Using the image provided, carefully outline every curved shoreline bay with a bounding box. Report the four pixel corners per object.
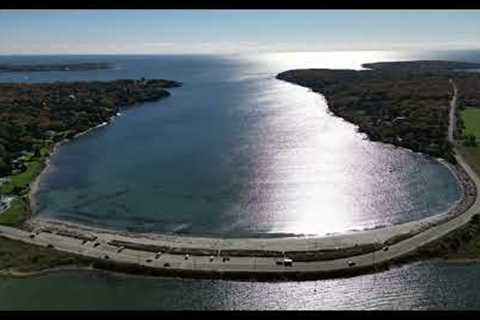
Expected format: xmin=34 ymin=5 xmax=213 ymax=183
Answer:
xmin=28 ymin=54 xmax=465 ymax=237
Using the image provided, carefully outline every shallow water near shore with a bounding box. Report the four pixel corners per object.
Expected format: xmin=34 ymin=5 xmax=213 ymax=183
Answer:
xmin=1 ymin=51 xmax=467 ymax=237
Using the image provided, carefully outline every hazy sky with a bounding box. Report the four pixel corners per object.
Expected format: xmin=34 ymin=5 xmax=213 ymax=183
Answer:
xmin=0 ymin=10 xmax=479 ymax=54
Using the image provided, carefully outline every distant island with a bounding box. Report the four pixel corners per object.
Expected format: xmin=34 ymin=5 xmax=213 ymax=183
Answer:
xmin=277 ymin=60 xmax=480 ymax=162
xmin=0 ymin=62 xmax=112 ymax=73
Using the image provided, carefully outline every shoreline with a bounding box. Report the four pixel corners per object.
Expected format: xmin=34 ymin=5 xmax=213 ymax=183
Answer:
xmin=27 ymin=118 xmax=116 ymax=217
xmin=25 ymin=149 xmax=475 ymax=248
xmin=26 ymin=104 xmax=467 ymax=241
xmin=8 ymin=145 xmax=475 ymax=282
xmin=2 ymin=76 xmax=479 ymax=282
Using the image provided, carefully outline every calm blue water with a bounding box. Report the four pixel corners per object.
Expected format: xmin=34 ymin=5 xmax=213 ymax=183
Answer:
xmin=2 ymin=51 xmax=480 ymax=310
xmin=0 ymin=51 xmax=467 ymax=237
xmin=1 ymin=262 xmax=480 ymax=310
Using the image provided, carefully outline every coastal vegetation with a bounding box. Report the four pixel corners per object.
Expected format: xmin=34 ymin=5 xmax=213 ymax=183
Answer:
xmin=362 ymin=60 xmax=480 ymax=73
xmin=0 ymin=236 xmax=91 ymax=273
xmin=457 ymin=108 xmax=480 ymax=178
xmin=400 ymin=214 xmax=480 ymax=261
xmin=460 ymin=108 xmax=480 ymax=141
xmin=276 ymin=61 xmax=480 ymax=265
xmin=0 ymin=78 xmax=181 ymax=227
xmin=277 ymin=60 xmax=480 ymax=163
xmin=0 ymin=78 xmax=180 ymax=178
xmin=0 ymin=198 xmax=28 ymax=227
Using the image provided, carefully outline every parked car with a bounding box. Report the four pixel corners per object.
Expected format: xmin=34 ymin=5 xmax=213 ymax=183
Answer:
xmin=283 ymin=258 xmax=293 ymax=267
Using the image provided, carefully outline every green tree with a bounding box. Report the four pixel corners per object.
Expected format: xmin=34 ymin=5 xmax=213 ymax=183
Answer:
xmin=0 ymin=158 xmax=9 ymax=176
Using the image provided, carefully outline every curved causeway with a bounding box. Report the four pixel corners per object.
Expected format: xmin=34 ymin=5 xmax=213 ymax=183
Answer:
xmin=0 ymin=80 xmax=478 ymax=281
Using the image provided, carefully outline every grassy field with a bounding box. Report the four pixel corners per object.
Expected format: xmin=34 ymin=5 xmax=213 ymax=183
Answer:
xmin=459 ymin=107 xmax=480 ymax=178
xmin=461 ymin=108 xmax=480 ymax=139
xmin=0 ymin=158 xmax=45 ymax=228
xmin=0 ymin=160 xmax=44 ymax=194
xmin=0 ymin=197 xmax=28 ymax=227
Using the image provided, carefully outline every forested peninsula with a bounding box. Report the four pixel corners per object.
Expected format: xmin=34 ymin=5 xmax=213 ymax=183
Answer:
xmin=277 ymin=60 xmax=480 ymax=162
xmin=0 ymin=78 xmax=180 ymax=177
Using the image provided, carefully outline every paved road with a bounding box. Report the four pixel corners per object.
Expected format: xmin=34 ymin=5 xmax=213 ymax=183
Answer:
xmin=0 ymin=80 xmax=478 ymax=278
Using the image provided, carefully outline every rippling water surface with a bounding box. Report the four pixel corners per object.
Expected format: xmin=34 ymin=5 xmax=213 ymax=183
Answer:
xmin=0 ymin=51 xmax=466 ymax=236
xmin=1 ymin=262 xmax=480 ymax=310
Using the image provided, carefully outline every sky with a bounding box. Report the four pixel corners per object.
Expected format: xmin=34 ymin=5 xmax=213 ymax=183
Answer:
xmin=0 ymin=10 xmax=479 ymax=54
